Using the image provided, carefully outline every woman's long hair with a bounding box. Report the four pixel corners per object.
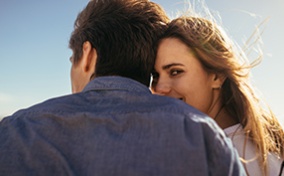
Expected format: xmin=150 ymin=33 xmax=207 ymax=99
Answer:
xmin=161 ymin=15 xmax=284 ymax=175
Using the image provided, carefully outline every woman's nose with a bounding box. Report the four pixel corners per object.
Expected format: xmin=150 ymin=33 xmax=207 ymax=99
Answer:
xmin=152 ymin=81 xmax=171 ymax=95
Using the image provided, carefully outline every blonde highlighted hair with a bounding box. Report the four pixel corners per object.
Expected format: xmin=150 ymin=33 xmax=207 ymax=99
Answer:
xmin=161 ymin=3 xmax=284 ymax=175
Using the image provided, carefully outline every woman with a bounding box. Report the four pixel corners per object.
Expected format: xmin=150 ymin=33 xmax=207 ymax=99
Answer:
xmin=151 ymin=16 xmax=284 ymax=175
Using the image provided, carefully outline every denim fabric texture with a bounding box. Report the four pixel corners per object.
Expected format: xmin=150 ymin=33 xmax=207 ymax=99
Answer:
xmin=0 ymin=76 xmax=246 ymax=176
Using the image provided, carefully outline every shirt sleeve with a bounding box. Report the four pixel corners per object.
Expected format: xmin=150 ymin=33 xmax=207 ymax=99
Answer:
xmin=193 ymin=117 xmax=246 ymax=176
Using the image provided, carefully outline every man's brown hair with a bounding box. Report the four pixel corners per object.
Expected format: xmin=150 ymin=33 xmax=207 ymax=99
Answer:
xmin=69 ymin=0 xmax=169 ymax=86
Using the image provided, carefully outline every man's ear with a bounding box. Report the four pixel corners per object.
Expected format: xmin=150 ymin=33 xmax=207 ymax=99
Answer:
xmin=80 ymin=41 xmax=97 ymax=77
xmin=211 ymin=73 xmax=226 ymax=89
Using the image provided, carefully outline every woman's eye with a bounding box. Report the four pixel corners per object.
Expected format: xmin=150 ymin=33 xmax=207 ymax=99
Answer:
xmin=170 ymin=70 xmax=183 ymax=76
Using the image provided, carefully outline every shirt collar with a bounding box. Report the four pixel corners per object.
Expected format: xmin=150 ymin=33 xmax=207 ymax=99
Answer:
xmin=82 ymin=76 xmax=151 ymax=94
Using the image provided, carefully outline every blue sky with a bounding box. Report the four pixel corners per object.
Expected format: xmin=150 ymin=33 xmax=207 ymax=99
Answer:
xmin=0 ymin=0 xmax=284 ymax=125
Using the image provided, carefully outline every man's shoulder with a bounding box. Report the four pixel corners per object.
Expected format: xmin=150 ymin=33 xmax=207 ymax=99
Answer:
xmin=145 ymin=94 xmax=218 ymax=128
xmin=148 ymin=94 xmax=206 ymax=117
xmin=151 ymin=95 xmax=223 ymax=131
xmin=1 ymin=91 xmax=216 ymax=135
xmin=3 ymin=93 xmax=78 ymax=122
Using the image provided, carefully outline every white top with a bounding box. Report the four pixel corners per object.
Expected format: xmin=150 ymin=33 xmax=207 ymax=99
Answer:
xmin=224 ymin=123 xmax=283 ymax=176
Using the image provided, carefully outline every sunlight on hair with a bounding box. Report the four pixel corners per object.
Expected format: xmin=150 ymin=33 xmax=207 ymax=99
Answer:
xmin=170 ymin=0 xmax=269 ymax=71
xmin=162 ymin=1 xmax=284 ymax=175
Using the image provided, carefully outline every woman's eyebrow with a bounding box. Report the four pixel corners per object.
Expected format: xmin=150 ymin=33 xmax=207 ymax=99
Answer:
xmin=162 ymin=63 xmax=184 ymax=70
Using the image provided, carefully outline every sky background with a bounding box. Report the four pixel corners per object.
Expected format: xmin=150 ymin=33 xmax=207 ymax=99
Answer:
xmin=0 ymin=0 xmax=284 ymax=125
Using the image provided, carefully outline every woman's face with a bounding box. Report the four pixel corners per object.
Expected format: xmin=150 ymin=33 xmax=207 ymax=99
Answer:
xmin=151 ymin=38 xmax=219 ymax=115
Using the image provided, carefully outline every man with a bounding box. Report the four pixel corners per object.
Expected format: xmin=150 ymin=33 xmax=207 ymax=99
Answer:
xmin=0 ymin=0 xmax=246 ymax=175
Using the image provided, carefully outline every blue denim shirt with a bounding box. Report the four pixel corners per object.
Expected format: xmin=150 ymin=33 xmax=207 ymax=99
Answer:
xmin=0 ymin=76 xmax=246 ymax=176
